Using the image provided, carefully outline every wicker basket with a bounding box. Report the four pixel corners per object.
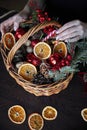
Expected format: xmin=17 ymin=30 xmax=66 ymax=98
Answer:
xmin=0 ymin=20 xmax=73 ymax=96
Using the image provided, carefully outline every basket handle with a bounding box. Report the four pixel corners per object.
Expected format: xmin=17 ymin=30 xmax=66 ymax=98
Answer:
xmin=7 ymin=20 xmax=61 ymax=69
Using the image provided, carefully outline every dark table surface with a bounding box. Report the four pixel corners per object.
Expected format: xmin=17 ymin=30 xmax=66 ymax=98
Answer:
xmin=0 ymin=53 xmax=87 ymax=130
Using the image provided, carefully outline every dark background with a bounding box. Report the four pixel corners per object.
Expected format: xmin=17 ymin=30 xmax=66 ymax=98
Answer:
xmin=0 ymin=0 xmax=27 ymax=11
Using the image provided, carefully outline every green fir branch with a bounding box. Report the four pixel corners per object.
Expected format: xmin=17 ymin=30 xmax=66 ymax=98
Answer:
xmin=48 ymin=66 xmax=78 ymax=82
xmin=75 ymin=39 xmax=87 ymax=49
xmin=59 ymin=66 xmax=79 ymax=73
xmin=48 ymin=70 xmax=66 ymax=82
xmin=71 ymin=48 xmax=87 ymax=67
xmin=66 ymin=42 xmax=76 ymax=57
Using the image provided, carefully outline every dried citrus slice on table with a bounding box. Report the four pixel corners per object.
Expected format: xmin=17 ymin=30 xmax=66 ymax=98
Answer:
xmin=3 ymin=32 xmax=15 ymax=50
xmin=33 ymin=42 xmax=51 ymax=59
xmin=42 ymin=106 xmax=57 ymax=120
xmin=18 ymin=63 xmax=37 ymax=81
xmin=53 ymin=41 xmax=67 ymax=58
xmin=8 ymin=105 xmax=26 ymax=124
xmin=28 ymin=113 xmax=44 ymax=130
xmin=81 ymin=108 xmax=87 ymax=122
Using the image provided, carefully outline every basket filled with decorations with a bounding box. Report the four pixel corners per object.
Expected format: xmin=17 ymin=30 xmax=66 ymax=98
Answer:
xmin=0 ymin=10 xmax=87 ymax=96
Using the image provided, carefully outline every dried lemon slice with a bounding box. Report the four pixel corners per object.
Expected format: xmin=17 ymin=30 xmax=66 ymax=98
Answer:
xmin=53 ymin=41 xmax=67 ymax=58
xmin=18 ymin=63 xmax=37 ymax=81
xmin=28 ymin=113 xmax=44 ymax=130
xmin=33 ymin=42 xmax=51 ymax=59
xmin=3 ymin=32 xmax=15 ymax=50
xmin=81 ymin=108 xmax=87 ymax=122
xmin=42 ymin=106 xmax=57 ymax=120
xmin=8 ymin=105 xmax=26 ymax=124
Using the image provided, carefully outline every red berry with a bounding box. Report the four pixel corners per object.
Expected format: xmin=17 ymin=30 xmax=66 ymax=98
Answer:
xmin=36 ymin=9 xmax=42 ymax=13
xmin=26 ymin=53 xmax=33 ymax=62
xmin=61 ymin=62 xmax=65 ymax=66
xmin=32 ymin=59 xmax=41 ymax=66
xmin=37 ymin=14 xmax=41 ymax=18
xmin=65 ymin=60 xmax=70 ymax=66
xmin=44 ymin=12 xmax=48 ymax=16
xmin=26 ymin=53 xmax=41 ymax=66
xmin=15 ymin=28 xmax=26 ymax=40
xmin=47 ymin=18 xmax=51 ymax=21
xmin=51 ymin=59 xmax=57 ymax=65
xmin=31 ymin=39 xmax=40 ymax=47
xmin=39 ymin=17 xmax=45 ymax=23
xmin=67 ymin=54 xmax=72 ymax=61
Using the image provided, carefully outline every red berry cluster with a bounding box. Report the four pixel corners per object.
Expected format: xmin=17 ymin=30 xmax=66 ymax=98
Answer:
xmin=43 ymin=26 xmax=55 ymax=35
xmin=29 ymin=9 xmax=55 ymax=36
xmin=15 ymin=28 xmax=26 ymax=40
xmin=35 ymin=9 xmax=51 ymax=23
xmin=31 ymin=39 xmax=40 ymax=47
xmin=35 ymin=10 xmax=55 ymax=35
xmin=26 ymin=53 xmax=41 ymax=67
xmin=48 ymin=53 xmax=72 ymax=71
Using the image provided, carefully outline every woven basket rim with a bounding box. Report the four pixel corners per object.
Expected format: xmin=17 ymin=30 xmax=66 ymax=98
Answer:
xmin=0 ymin=20 xmax=73 ymax=96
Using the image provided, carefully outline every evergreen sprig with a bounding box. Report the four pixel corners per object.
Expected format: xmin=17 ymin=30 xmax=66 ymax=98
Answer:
xmin=60 ymin=66 xmax=79 ymax=73
xmin=48 ymin=70 xmax=66 ymax=82
xmin=67 ymin=42 xmax=76 ymax=57
xmin=75 ymin=39 xmax=87 ymax=49
xmin=66 ymin=39 xmax=87 ymax=69
xmin=48 ymin=66 xmax=78 ymax=82
xmin=71 ymin=47 xmax=87 ymax=67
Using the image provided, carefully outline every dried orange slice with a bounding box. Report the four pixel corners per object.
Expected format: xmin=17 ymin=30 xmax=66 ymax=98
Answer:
xmin=8 ymin=105 xmax=26 ymax=124
xmin=81 ymin=108 xmax=87 ymax=122
xmin=53 ymin=41 xmax=67 ymax=58
xmin=42 ymin=106 xmax=57 ymax=120
xmin=28 ymin=113 xmax=44 ymax=130
xmin=18 ymin=63 xmax=37 ymax=81
xmin=3 ymin=32 xmax=15 ymax=50
xmin=33 ymin=42 xmax=51 ymax=59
